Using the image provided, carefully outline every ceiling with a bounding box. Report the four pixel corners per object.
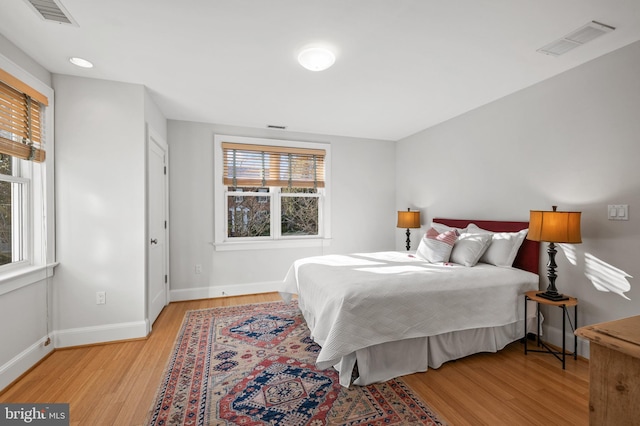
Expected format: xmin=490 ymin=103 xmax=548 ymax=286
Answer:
xmin=2 ymin=1 xmax=640 ymax=141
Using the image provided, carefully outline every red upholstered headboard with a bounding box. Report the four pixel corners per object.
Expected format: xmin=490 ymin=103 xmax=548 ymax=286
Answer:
xmin=433 ymin=218 xmax=540 ymax=275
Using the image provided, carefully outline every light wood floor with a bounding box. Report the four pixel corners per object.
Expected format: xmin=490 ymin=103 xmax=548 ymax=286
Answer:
xmin=0 ymin=293 xmax=589 ymax=425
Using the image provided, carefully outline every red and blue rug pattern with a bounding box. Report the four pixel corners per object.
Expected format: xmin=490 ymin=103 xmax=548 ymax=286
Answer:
xmin=147 ymin=301 xmax=447 ymax=425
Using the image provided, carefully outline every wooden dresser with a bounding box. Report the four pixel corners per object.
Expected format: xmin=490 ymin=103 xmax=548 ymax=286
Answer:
xmin=575 ymin=315 xmax=640 ymax=425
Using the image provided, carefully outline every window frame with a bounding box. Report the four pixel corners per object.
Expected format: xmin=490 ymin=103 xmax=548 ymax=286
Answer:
xmin=214 ymin=134 xmax=331 ymax=251
xmin=0 ymin=164 xmax=31 ymax=269
xmin=0 ymin=55 xmax=55 ymax=294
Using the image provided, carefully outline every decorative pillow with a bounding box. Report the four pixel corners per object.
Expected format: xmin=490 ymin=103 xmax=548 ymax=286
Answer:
xmin=431 ymin=222 xmax=467 ymax=235
xmin=449 ymin=233 xmax=492 ymax=267
xmin=467 ymin=224 xmax=528 ymax=267
xmin=416 ymin=227 xmax=458 ymax=263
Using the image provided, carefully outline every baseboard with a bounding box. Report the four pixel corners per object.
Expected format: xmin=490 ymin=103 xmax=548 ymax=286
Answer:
xmin=0 ymin=336 xmax=53 ymax=392
xmin=170 ymin=281 xmax=281 ymax=302
xmin=544 ymin=323 xmax=590 ymax=359
xmin=54 ymin=320 xmax=148 ymax=348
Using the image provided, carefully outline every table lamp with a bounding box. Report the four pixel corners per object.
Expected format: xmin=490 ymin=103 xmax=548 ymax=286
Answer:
xmin=397 ymin=208 xmax=421 ymax=251
xmin=527 ymin=206 xmax=582 ymax=301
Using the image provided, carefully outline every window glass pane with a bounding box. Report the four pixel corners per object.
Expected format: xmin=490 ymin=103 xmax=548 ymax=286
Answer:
xmin=225 ymin=151 xmax=266 ymax=183
xmin=0 ymin=154 xmax=13 ymax=175
xmin=227 ymin=191 xmax=271 ymax=237
xmin=278 ymin=154 xmax=319 ymax=185
xmin=281 ymin=195 xmax=319 ymax=236
xmin=281 ymin=187 xmax=317 ymax=194
xmin=0 ymin=180 xmax=14 ymax=265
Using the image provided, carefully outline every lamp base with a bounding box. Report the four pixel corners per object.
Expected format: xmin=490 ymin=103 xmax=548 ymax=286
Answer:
xmin=405 ymin=228 xmax=411 ymax=251
xmin=537 ymin=291 xmax=569 ymax=302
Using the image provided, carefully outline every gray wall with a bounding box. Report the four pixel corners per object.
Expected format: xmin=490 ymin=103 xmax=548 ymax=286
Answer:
xmin=0 ymin=33 xmax=50 ymax=86
xmin=396 ymin=41 xmax=640 ymax=355
xmin=52 ymin=75 xmax=164 ymax=346
xmin=167 ymin=121 xmax=396 ymax=298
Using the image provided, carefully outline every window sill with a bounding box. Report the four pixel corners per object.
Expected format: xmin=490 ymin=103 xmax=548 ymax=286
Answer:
xmin=214 ymin=239 xmax=332 ymax=252
xmin=0 ymin=262 xmax=59 ymax=296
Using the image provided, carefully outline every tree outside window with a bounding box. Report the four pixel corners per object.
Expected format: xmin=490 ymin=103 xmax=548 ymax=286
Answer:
xmin=0 ymin=154 xmax=12 ymax=264
xmin=215 ymin=135 xmax=330 ymax=247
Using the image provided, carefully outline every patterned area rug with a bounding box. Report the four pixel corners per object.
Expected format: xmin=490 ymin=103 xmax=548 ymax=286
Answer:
xmin=147 ymin=301 xmax=447 ymax=425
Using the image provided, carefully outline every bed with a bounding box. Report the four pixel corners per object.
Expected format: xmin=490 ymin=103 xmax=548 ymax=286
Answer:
xmin=280 ymin=218 xmax=540 ymax=386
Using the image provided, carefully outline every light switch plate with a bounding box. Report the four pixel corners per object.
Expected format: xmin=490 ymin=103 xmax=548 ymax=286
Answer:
xmin=608 ymin=204 xmax=628 ymax=220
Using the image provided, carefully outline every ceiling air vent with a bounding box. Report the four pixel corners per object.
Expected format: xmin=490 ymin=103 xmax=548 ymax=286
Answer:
xmin=24 ymin=0 xmax=77 ymax=25
xmin=537 ymin=21 xmax=615 ymax=56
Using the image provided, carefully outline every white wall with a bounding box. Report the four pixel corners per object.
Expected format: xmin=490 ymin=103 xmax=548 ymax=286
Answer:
xmin=0 ymin=34 xmax=50 ymax=86
xmin=396 ymin=41 xmax=640 ymax=356
xmin=52 ymin=75 xmax=150 ymax=346
xmin=145 ymin=89 xmax=167 ymax=138
xmin=168 ymin=121 xmax=396 ymax=299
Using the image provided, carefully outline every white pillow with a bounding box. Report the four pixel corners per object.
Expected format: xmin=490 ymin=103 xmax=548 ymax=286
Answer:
xmin=467 ymin=224 xmax=528 ymax=267
xmin=416 ymin=228 xmax=458 ymax=263
xmin=449 ymin=233 xmax=492 ymax=267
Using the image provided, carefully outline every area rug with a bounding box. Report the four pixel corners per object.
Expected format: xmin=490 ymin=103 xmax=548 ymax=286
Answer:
xmin=147 ymin=300 xmax=447 ymax=425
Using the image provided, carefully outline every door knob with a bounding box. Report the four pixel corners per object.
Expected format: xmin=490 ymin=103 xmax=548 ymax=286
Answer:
xmin=150 ymin=238 xmax=158 ymax=245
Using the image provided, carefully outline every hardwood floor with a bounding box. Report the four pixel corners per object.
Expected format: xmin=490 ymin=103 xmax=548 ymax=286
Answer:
xmin=0 ymin=293 xmax=589 ymax=425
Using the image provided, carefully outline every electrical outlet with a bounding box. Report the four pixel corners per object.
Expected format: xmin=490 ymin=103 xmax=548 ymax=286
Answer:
xmin=96 ymin=291 xmax=106 ymax=305
xmin=195 ymin=264 xmax=202 ymax=274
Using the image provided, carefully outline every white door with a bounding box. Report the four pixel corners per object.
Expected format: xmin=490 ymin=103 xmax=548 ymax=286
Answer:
xmin=147 ymin=129 xmax=169 ymax=328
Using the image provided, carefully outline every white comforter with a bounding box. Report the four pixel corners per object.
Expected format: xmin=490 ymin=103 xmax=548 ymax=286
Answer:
xmin=281 ymin=251 xmax=539 ymax=371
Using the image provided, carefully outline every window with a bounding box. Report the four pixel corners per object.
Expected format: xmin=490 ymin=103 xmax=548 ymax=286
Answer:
xmin=0 ymin=155 xmax=29 ymax=266
xmin=0 ymin=66 xmax=51 ymax=275
xmin=214 ymin=135 xmax=331 ymax=250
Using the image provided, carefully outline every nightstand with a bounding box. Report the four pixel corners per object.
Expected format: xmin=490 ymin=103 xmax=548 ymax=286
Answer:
xmin=524 ymin=290 xmax=578 ymax=369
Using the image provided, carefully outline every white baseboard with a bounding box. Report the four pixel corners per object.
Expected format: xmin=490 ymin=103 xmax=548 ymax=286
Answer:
xmin=54 ymin=320 xmax=148 ymax=348
xmin=0 ymin=336 xmax=53 ymax=392
xmin=544 ymin=323 xmax=590 ymax=359
xmin=170 ymin=281 xmax=281 ymax=302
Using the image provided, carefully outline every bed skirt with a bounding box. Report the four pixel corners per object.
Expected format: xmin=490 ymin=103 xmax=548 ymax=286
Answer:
xmin=333 ymin=310 xmax=540 ymax=387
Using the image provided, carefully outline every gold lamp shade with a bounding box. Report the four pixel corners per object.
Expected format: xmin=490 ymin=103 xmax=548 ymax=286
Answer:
xmin=527 ymin=206 xmax=582 ymax=301
xmin=397 ymin=209 xmax=420 ymax=251
xmin=397 ymin=210 xmax=421 ymax=229
xmin=527 ymin=209 xmax=582 ymax=243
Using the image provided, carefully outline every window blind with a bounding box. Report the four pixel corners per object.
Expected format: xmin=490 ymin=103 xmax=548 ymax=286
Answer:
xmin=0 ymin=68 xmax=48 ymax=163
xmin=222 ymin=142 xmax=325 ymax=188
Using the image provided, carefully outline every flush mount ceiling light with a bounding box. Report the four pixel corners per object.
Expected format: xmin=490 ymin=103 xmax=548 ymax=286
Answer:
xmin=69 ymin=57 xmax=94 ymax=68
xmin=297 ymin=47 xmax=336 ymax=71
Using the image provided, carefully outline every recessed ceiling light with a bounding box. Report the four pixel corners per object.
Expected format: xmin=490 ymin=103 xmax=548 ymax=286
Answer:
xmin=69 ymin=57 xmax=94 ymax=68
xmin=297 ymin=47 xmax=336 ymax=72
